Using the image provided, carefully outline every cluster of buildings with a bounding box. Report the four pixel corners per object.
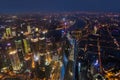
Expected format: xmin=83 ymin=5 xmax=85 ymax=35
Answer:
xmin=0 ymin=12 xmax=120 ymax=80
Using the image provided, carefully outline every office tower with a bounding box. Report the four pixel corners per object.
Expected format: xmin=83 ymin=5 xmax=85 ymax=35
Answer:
xmin=23 ymin=38 xmax=31 ymax=54
xmin=15 ymin=32 xmax=26 ymax=62
xmin=30 ymin=37 xmax=39 ymax=54
xmin=6 ymin=27 xmax=12 ymax=37
xmin=30 ymin=33 xmax=40 ymax=66
xmin=27 ymin=25 xmax=31 ymax=34
xmin=30 ymin=31 xmax=39 ymax=55
xmin=15 ymin=39 xmax=23 ymax=51
xmin=94 ymin=26 xmax=98 ymax=34
xmin=6 ymin=42 xmax=21 ymax=71
xmin=3 ymin=33 xmax=7 ymax=39
xmin=15 ymin=39 xmax=24 ymax=62
xmin=11 ymin=27 xmax=16 ymax=37
xmin=9 ymin=50 xmax=21 ymax=71
xmin=12 ymin=31 xmax=16 ymax=37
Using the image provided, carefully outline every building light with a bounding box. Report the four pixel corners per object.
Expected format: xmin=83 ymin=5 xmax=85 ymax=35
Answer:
xmin=9 ymin=50 xmax=17 ymax=55
xmin=21 ymin=31 xmax=24 ymax=34
xmin=7 ymin=43 xmax=11 ymax=46
xmin=94 ymin=59 xmax=99 ymax=66
xmin=39 ymin=37 xmax=45 ymax=40
xmin=34 ymin=54 xmax=39 ymax=62
xmin=35 ymin=28 xmax=39 ymax=32
xmin=31 ymin=38 xmax=39 ymax=42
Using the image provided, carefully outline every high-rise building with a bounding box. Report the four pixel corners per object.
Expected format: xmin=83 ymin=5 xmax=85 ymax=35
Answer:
xmin=3 ymin=33 xmax=7 ymax=39
xmin=27 ymin=25 xmax=31 ymax=34
xmin=11 ymin=27 xmax=16 ymax=37
xmin=15 ymin=39 xmax=23 ymax=51
xmin=94 ymin=26 xmax=98 ymax=34
xmin=30 ymin=30 xmax=40 ymax=55
xmin=9 ymin=50 xmax=21 ymax=71
xmin=30 ymin=34 xmax=40 ymax=66
xmin=12 ymin=31 xmax=16 ymax=37
xmin=6 ymin=27 xmax=12 ymax=37
xmin=30 ymin=37 xmax=39 ymax=55
xmin=23 ymin=38 xmax=31 ymax=54
xmin=15 ymin=39 xmax=24 ymax=62
xmin=15 ymin=32 xmax=26 ymax=62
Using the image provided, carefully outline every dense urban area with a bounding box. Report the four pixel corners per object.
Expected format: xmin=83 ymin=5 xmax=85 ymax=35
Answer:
xmin=0 ymin=12 xmax=120 ymax=80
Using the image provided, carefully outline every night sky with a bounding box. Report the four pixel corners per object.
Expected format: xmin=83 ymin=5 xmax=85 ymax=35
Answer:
xmin=0 ymin=0 xmax=120 ymax=13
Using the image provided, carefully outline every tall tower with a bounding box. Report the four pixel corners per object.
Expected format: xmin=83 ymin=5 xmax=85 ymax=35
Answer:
xmin=30 ymin=31 xmax=40 ymax=65
xmin=15 ymin=32 xmax=26 ymax=62
xmin=30 ymin=29 xmax=39 ymax=55
xmin=6 ymin=27 xmax=12 ymax=37
xmin=9 ymin=50 xmax=21 ymax=71
xmin=23 ymin=38 xmax=31 ymax=54
xmin=30 ymin=36 xmax=39 ymax=55
xmin=27 ymin=25 xmax=31 ymax=34
xmin=11 ymin=27 xmax=16 ymax=37
xmin=14 ymin=39 xmax=24 ymax=62
xmin=94 ymin=26 xmax=98 ymax=34
xmin=6 ymin=42 xmax=21 ymax=71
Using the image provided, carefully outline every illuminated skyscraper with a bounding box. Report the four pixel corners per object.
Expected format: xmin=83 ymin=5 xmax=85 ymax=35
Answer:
xmin=30 ymin=33 xmax=40 ymax=65
xmin=9 ymin=50 xmax=21 ymax=71
xmin=30 ymin=29 xmax=40 ymax=55
xmin=30 ymin=36 xmax=39 ymax=55
xmin=5 ymin=43 xmax=21 ymax=71
xmin=6 ymin=27 xmax=12 ymax=37
xmin=15 ymin=32 xmax=26 ymax=62
xmin=12 ymin=31 xmax=16 ymax=37
xmin=11 ymin=27 xmax=16 ymax=37
xmin=15 ymin=40 xmax=23 ymax=50
xmin=23 ymin=38 xmax=31 ymax=54
xmin=27 ymin=25 xmax=31 ymax=34
xmin=15 ymin=39 xmax=24 ymax=62
xmin=93 ymin=26 xmax=98 ymax=34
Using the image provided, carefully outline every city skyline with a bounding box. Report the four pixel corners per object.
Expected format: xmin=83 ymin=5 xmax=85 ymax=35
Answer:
xmin=0 ymin=0 xmax=120 ymax=13
xmin=0 ymin=8 xmax=120 ymax=80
